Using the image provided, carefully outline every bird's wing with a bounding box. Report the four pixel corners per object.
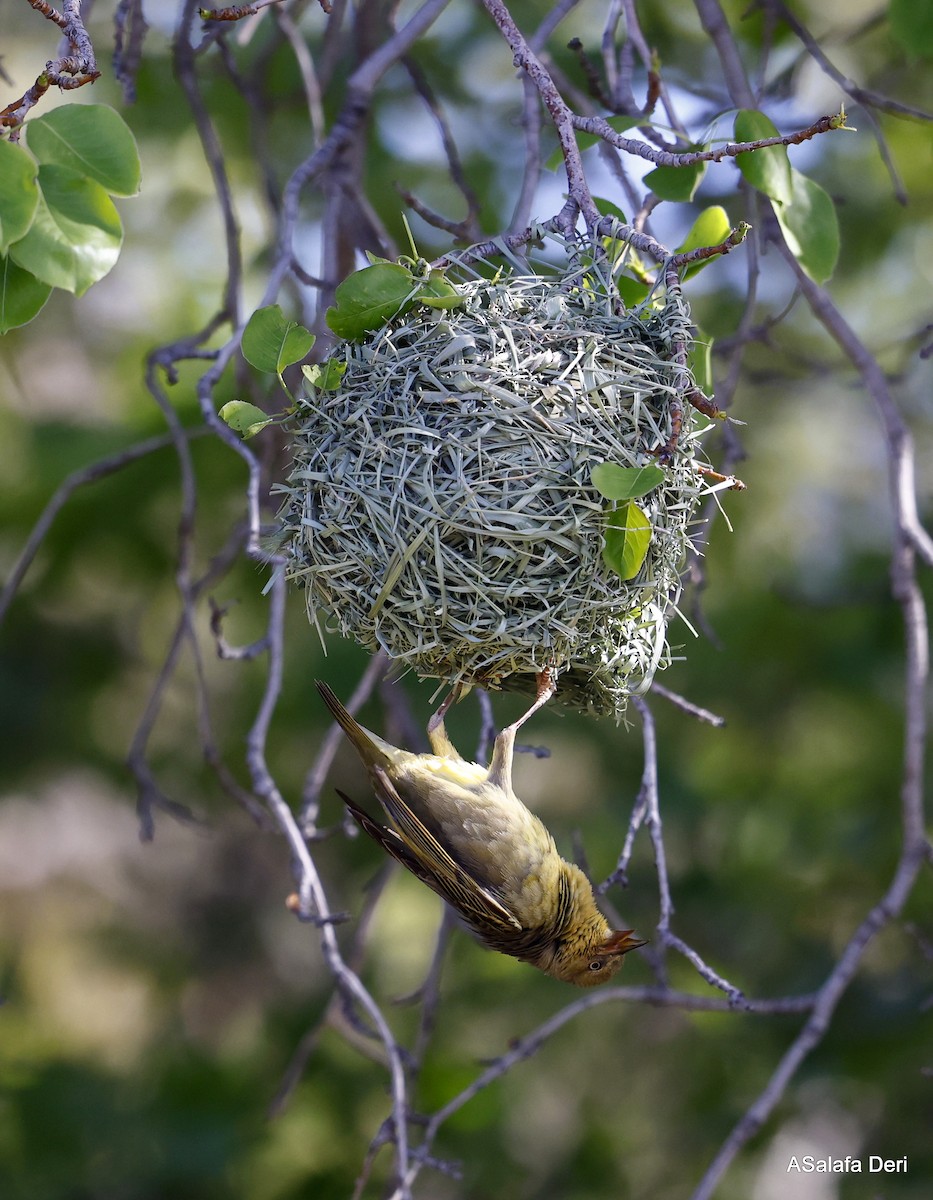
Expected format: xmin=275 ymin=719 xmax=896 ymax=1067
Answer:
xmin=341 ymin=768 xmax=523 ymax=934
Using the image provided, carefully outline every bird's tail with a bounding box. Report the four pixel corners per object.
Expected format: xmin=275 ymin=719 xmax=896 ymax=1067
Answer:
xmin=316 ymin=679 xmax=390 ymax=769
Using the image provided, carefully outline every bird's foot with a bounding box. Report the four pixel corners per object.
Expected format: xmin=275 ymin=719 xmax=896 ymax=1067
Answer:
xmin=511 ymin=666 xmax=557 ymax=733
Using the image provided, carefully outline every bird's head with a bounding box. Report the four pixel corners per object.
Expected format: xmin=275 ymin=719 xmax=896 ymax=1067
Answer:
xmin=539 ymin=924 xmax=647 ymax=988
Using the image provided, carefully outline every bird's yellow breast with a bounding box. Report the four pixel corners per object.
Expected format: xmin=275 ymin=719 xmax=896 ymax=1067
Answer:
xmin=419 ymin=754 xmax=489 ymax=788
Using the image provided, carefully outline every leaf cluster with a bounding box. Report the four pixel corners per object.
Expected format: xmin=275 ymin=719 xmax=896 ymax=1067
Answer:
xmin=0 ymin=105 xmax=140 ymax=333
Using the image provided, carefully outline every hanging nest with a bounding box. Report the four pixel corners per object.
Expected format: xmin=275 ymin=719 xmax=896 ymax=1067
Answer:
xmin=277 ymin=258 xmax=719 ymax=717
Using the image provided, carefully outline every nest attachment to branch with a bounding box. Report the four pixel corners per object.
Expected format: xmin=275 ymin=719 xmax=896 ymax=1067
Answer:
xmin=278 ymin=262 xmax=716 ymax=717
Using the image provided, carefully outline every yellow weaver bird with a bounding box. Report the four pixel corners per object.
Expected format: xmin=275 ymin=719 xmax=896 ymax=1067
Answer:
xmin=317 ymin=679 xmax=645 ymax=986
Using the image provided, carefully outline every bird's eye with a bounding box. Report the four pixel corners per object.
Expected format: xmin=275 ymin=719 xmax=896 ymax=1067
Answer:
xmin=588 ymin=959 xmax=604 ymax=971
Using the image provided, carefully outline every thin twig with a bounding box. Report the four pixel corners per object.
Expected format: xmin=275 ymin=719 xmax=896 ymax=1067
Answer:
xmin=0 ymin=429 xmax=204 ymax=627
xmin=689 ymin=846 xmax=927 ymax=1200
xmin=245 ymin=571 xmax=414 ymax=1196
xmin=301 ymin=651 xmax=389 ymax=835
xmin=393 ymin=980 xmax=817 ymax=1195
xmin=113 ymin=0 xmax=149 ymax=103
xmin=764 ymin=0 xmax=933 ymax=124
xmin=649 ymin=682 xmax=727 ymax=727
xmin=268 ymin=863 xmax=396 ymax=1118
xmin=2 ymin=0 xmax=100 ymax=134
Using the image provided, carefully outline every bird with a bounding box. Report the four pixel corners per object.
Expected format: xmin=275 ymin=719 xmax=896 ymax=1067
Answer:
xmin=316 ymin=676 xmax=645 ymax=986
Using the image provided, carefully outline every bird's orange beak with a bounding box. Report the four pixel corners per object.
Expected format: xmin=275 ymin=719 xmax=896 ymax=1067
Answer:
xmin=605 ymin=928 xmax=648 ymax=956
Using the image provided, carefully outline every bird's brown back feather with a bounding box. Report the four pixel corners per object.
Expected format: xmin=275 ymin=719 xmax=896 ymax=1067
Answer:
xmin=341 ymin=766 xmax=522 ymax=935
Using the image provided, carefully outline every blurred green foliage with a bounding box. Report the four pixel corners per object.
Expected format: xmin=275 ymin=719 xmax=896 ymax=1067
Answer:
xmin=1 ymin=2 xmax=932 ymax=1199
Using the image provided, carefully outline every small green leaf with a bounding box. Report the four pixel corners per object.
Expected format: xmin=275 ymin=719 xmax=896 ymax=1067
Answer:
xmin=644 ymin=151 xmax=707 ymax=202
xmin=0 ymin=142 xmax=40 ymax=254
xmin=591 ymin=463 xmax=665 ymax=501
xmin=219 ymin=400 xmax=274 ymax=439
xmin=0 ymin=254 xmax=52 ymax=333
xmin=418 ymin=269 xmax=464 ymax=310
xmin=774 ymin=168 xmax=840 ymax=284
xmin=325 ymin=262 xmax=417 ymax=340
xmin=602 ymin=501 xmax=653 ymax=581
xmin=889 ymin=0 xmax=933 ymax=59
xmin=279 ymin=325 xmax=314 ymax=369
xmin=241 ymin=304 xmax=315 ymax=373
xmin=593 ymin=196 xmax=628 ymax=225
xmin=676 ymin=205 xmax=733 ymax=279
xmin=615 ymin=275 xmax=650 ymax=307
xmin=8 ymin=164 xmax=122 ymax=295
xmin=302 ymin=359 xmax=347 ymax=391
xmin=734 ymin=110 xmax=792 ymax=206
xmin=677 ymin=206 xmax=731 ymax=254
xmin=26 ymin=104 xmax=141 ymax=197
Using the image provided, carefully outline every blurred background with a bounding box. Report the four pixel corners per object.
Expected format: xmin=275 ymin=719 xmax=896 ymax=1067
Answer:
xmin=1 ymin=1 xmax=931 ymax=1198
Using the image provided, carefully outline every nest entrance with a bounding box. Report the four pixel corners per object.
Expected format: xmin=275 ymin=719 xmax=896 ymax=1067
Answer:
xmin=278 ymin=267 xmax=713 ymax=716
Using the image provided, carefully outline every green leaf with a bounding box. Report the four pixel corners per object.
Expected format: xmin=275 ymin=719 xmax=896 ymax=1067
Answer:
xmin=602 ymin=501 xmax=653 ymax=581
xmin=591 ymin=463 xmax=665 ymax=501
xmin=546 ymin=115 xmax=641 ymax=171
xmin=644 ymin=151 xmax=707 ymax=202
xmin=418 ymin=269 xmax=465 ymax=311
xmin=278 ymin=324 xmax=314 ymax=369
xmin=616 ymin=275 xmax=650 ymax=307
xmin=302 ymin=360 xmax=347 ymax=391
xmin=325 ymin=262 xmax=417 ymax=340
xmin=241 ymin=305 xmax=315 ymax=373
xmin=734 ymin=110 xmax=792 ymax=206
xmin=774 ymin=168 xmax=840 ymax=284
xmin=889 ymin=0 xmax=933 ymax=59
xmin=688 ymin=336 xmax=714 ymax=398
xmin=0 ymin=254 xmax=52 ymax=333
xmin=26 ymin=104 xmax=141 ymax=197
xmin=676 ymin=205 xmax=732 ymax=279
xmin=677 ymin=206 xmax=731 ymax=254
xmin=9 ymin=164 xmax=122 ymax=295
xmin=0 ymin=141 xmax=40 ymax=253
xmin=219 ymin=400 xmax=274 ymax=439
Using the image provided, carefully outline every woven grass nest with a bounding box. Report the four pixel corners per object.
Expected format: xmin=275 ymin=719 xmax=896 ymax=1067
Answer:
xmin=278 ymin=262 xmax=717 ymax=717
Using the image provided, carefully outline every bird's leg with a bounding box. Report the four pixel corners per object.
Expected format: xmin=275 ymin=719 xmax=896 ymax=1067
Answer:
xmin=511 ymin=667 xmax=557 ymax=733
xmin=486 ymin=668 xmax=556 ymax=792
xmin=427 ymin=681 xmax=463 ymax=737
